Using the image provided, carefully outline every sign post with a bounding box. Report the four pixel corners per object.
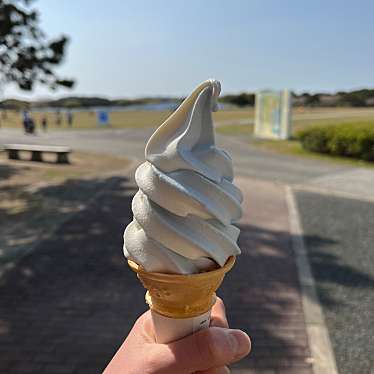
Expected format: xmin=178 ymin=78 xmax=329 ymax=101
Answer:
xmin=254 ymin=90 xmax=292 ymax=140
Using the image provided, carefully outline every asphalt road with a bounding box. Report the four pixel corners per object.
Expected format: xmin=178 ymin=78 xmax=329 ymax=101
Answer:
xmin=295 ymin=191 xmax=374 ymax=374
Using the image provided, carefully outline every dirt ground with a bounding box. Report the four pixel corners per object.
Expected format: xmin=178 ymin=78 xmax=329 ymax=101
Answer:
xmin=0 ymin=151 xmax=132 ymax=274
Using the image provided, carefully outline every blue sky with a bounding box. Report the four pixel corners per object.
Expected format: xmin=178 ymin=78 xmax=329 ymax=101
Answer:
xmin=3 ymin=0 xmax=374 ymax=99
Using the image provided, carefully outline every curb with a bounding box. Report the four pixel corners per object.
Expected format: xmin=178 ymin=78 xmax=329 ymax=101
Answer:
xmin=285 ymin=185 xmax=339 ymax=374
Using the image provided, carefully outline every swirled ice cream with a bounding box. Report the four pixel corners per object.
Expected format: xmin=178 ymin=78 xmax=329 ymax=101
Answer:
xmin=124 ymin=80 xmax=243 ymax=274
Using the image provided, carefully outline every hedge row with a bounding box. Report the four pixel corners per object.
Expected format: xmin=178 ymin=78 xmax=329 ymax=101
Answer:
xmin=297 ymin=122 xmax=374 ymax=161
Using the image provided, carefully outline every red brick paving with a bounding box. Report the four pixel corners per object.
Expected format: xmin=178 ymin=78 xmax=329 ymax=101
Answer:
xmin=0 ymin=175 xmax=312 ymax=373
xmin=227 ymin=178 xmax=313 ymax=373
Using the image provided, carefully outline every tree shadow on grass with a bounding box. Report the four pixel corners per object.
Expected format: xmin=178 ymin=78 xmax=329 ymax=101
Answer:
xmin=0 ymin=163 xmax=22 ymax=181
xmin=0 ymin=173 xmax=137 ymax=267
xmin=0 ymin=176 xmax=373 ymax=373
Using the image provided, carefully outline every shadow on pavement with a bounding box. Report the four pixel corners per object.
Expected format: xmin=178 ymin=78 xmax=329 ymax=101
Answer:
xmin=222 ymin=224 xmax=334 ymax=371
xmin=1 ymin=175 xmax=373 ymax=373
xmin=0 ymin=172 xmax=133 ymax=267
xmin=295 ymin=191 xmax=374 ymax=374
xmin=307 ymin=250 xmax=374 ymax=309
xmin=0 ymin=175 xmax=140 ymax=374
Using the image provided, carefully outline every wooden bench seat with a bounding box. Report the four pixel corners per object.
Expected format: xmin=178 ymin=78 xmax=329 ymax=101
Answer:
xmin=3 ymin=144 xmax=71 ymax=164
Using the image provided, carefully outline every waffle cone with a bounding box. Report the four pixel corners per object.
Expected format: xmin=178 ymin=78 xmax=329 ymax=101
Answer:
xmin=128 ymin=256 xmax=235 ymax=319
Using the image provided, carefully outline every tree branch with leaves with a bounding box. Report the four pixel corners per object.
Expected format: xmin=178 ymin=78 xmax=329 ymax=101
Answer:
xmin=0 ymin=0 xmax=74 ymax=91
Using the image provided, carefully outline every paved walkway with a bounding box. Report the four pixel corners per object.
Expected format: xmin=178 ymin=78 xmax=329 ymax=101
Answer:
xmin=230 ymin=178 xmax=313 ymax=373
xmin=0 ymin=128 xmax=350 ymax=184
xmin=0 ymin=173 xmax=313 ymax=373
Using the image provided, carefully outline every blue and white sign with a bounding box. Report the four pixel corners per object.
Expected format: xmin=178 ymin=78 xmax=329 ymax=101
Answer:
xmin=97 ymin=111 xmax=110 ymax=126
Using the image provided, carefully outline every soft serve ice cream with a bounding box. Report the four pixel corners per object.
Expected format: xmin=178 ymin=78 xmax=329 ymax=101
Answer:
xmin=124 ymin=79 xmax=243 ymax=274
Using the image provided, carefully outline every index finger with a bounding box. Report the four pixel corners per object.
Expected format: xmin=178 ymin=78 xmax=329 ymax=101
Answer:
xmin=210 ymin=297 xmax=229 ymax=328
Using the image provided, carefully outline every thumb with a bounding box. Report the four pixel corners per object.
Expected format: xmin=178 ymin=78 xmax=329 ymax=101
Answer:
xmin=147 ymin=327 xmax=251 ymax=373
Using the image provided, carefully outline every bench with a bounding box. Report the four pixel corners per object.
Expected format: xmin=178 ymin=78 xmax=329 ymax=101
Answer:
xmin=3 ymin=144 xmax=71 ymax=164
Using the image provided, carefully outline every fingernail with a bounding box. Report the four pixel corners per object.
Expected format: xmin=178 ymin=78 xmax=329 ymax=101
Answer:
xmin=226 ymin=330 xmax=250 ymax=359
xmin=215 ymin=367 xmax=230 ymax=374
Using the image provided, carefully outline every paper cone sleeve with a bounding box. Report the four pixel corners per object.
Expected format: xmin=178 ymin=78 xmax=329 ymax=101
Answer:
xmin=128 ymin=256 xmax=235 ymax=319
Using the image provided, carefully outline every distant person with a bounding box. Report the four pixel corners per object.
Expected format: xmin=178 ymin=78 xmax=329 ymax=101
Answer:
xmin=66 ymin=111 xmax=73 ymax=127
xmin=28 ymin=116 xmax=36 ymax=134
xmin=41 ymin=115 xmax=48 ymax=132
xmin=56 ymin=110 xmax=62 ymax=126
xmin=22 ymin=110 xmax=30 ymax=133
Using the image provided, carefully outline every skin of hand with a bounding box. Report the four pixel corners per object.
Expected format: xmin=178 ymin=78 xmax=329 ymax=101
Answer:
xmin=104 ymin=297 xmax=251 ymax=374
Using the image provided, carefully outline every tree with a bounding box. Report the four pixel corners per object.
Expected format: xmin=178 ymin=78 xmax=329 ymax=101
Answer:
xmin=304 ymin=94 xmax=320 ymax=106
xmin=0 ymin=0 xmax=74 ymax=91
xmin=221 ymin=93 xmax=255 ymax=107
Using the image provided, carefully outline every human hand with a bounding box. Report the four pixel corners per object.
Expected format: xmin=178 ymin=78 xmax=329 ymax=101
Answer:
xmin=104 ymin=297 xmax=251 ymax=374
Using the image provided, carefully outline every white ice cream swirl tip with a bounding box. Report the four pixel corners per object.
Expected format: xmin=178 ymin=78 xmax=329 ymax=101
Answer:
xmin=124 ymin=80 xmax=243 ymax=274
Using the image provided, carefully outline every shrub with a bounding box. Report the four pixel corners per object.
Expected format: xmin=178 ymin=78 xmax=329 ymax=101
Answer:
xmin=297 ymin=122 xmax=374 ymax=161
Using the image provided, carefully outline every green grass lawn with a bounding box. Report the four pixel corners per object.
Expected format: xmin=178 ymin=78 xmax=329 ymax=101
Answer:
xmin=251 ymin=138 xmax=374 ymax=168
xmin=292 ymin=117 xmax=374 ymax=134
xmin=0 ymin=109 xmax=252 ymax=130
xmin=216 ymin=123 xmax=254 ymax=136
xmin=216 ymin=116 xmax=374 ymax=137
xmin=0 ymin=110 xmax=171 ymax=130
xmin=3 ymin=107 xmax=372 ymax=133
